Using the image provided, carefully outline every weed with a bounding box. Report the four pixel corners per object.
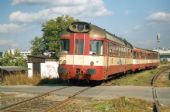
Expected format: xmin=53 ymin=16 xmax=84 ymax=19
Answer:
xmin=1 ymin=73 xmax=41 ymax=85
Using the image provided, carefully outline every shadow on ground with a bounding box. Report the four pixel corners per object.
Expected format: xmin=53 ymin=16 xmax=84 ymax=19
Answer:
xmin=36 ymin=78 xmax=101 ymax=87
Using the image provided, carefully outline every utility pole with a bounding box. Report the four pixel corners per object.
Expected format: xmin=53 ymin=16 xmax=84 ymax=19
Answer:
xmin=157 ymin=33 xmax=160 ymax=61
xmin=157 ymin=33 xmax=160 ymax=52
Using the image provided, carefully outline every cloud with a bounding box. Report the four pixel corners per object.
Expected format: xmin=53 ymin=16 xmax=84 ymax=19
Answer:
xmin=10 ymin=0 xmax=112 ymax=23
xmin=12 ymin=0 xmax=87 ymax=6
xmin=0 ymin=23 xmax=22 ymax=33
xmin=9 ymin=11 xmax=40 ymax=23
xmin=146 ymin=12 xmax=170 ymax=23
xmin=0 ymin=39 xmax=18 ymax=47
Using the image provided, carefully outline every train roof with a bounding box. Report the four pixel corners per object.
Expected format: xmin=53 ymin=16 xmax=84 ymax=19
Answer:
xmin=61 ymin=21 xmax=133 ymax=48
xmin=133 ymin=47 xmax=159 ymax=54
xmin=90 ymin=24 xmax=133 ymax=48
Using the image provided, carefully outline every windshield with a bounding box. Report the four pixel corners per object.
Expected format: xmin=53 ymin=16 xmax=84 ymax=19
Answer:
xmin=60 ymin=39 xmax=69 ymax=54
xmin=90 ymin=40 xmax=103 ymax=55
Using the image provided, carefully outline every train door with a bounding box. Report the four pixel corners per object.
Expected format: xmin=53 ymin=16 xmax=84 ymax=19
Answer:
xmin=73 ymin=33 xmax=88 ymax=67
xmin=104 ymin=41 xmax=109 ymax=77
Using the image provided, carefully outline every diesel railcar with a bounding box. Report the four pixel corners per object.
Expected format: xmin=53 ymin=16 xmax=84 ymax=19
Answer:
xmin=58 ymin=21 xmax=159 ymax=81
xmin=132 ymin=47 xmax=159 ymax=72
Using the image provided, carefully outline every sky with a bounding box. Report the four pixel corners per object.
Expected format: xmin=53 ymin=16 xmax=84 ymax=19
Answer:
xmin=0 ymin=0 xmax=170 ymax=51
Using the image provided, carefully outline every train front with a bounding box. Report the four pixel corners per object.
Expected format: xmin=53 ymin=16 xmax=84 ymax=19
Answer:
xmin=58 ymin=22 xmax=106 ymax=81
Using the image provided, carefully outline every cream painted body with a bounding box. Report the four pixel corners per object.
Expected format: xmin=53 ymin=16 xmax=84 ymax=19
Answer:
xmin=108 ymin=57 xmax=132 ymax=65
xmin=132 ymin=59 xmax=159 ymax=64
xmin=60 ymin=55 xmax=105 ymax=66
xmin=60 ymin=55 xmax=133 ymax=66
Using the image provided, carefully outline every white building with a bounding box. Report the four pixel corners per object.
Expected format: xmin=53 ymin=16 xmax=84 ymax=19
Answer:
xmin=154 ymin=49 xmax=170 ymax=62
xmin=27 ymin=55 xmax=59 ymax=78
xmin=20 ymin=50 xmax=31 ymax=59
xmin=3 ymin=49 xmax=31 ymax=59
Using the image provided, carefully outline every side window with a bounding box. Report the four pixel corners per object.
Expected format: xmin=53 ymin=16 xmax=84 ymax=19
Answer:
xmin=123 ymin=47 xmax=126 ymax=58
xmin=114 ymin=45 xmax=119 ymax=56
xmin=109 ymin=42 xmax=113 ymax=56
xmin=90 ymin=40 xmax=103 ymax=55
xmin=60 ymin=39 xmax=69 ymax=54
xmin=118 ymin=46 xmax=121 ymax=57
xmin=133 ymin=51 xmax=137 ymax=59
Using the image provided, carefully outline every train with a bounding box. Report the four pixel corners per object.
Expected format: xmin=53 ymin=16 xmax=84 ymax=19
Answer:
xmin=58 ymin=21 xmax=159 ymax=81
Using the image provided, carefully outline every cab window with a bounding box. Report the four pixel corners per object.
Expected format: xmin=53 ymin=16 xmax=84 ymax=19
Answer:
xmin=60 ymin=39 xmax=69 ymax=54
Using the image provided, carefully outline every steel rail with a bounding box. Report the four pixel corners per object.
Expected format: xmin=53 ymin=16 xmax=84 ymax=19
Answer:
xmin=0 ymin=86 xmax=69 ymax=111
xmin=46 ymin=86 xmax=91 ymax=112
xmin=151 ymin=66 xmax=169 ymax=112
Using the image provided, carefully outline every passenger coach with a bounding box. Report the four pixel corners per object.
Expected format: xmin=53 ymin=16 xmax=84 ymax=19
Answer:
xmin=132 ymin=47 xmax=159 ymax=72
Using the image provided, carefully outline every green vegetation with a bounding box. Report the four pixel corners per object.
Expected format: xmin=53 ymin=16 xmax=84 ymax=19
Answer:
xmin=30 ymin=36 xmax=45 ymax=56
xmin=106 ymin=64 xmax=170 ymax=86
xmin=108 ymin=69 xmax=158 ymax=86
xmin=0 ymin=49 xmax=26 ymax=66
xmin=90 ymin=97 xmax=152 ymax=112
xmin=30 ymin=15 xmax=76 ymax=58
xmin=56 ymin=97 xmax=153 ymax=112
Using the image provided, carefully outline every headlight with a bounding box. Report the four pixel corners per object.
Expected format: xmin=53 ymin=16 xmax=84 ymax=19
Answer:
xmin=62 ymin=60 xmax=66 ymax=64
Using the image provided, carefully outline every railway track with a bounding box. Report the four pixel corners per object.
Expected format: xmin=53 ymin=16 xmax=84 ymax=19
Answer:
xmin=0 ymin=86 xmax=92 ymax=112
xmin=0 ymin=96 xmax=34 ymax=109
xmin=0 ymin=86 xmax=70 ymax=112
xmin=46 ymin=87 xmax=91 ymax=112
xmin=151 ymin=66 xmax=170 ymax=112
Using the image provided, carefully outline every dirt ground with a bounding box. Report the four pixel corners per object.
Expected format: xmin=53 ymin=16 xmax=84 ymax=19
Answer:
xmin=1 ymin=91 xmax=170 ymax=112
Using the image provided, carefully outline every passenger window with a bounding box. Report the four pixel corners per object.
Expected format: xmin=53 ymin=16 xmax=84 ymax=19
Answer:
xmin=60 ymin=39 xmax=69 ymax=54
xmin=90 ymin=40 xmax=103 ymax=55
xmin=114 ymin=46 xmax=119 ymax=56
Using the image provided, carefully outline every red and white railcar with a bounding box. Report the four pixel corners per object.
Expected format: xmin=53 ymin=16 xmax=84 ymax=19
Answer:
xmin=58 ymin=22 xmax=160 ymax=81
xmin=58 ymin=22 xmax=133 ymax=81
xmin=132 ymin=47 xmax=159 ymax=72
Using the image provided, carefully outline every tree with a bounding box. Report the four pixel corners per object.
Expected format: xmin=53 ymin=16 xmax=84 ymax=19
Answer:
xmin=42 ymin=15 xmax=76 ymax=58
xmin=0 ymin=49 xmax=26 ymax=66
xmin=30 ymin=15 xmax=76 ymax=59
xmin=30 ymin=36 xmax=45 ymax=55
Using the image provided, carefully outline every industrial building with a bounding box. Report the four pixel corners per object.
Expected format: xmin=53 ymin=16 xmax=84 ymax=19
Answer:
xmin=154 ymin=49 xmax=170 ymax=62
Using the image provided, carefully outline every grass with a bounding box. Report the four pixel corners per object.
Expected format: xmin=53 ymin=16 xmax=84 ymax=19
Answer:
xmin=1 ymin=73 xmax=41 ymax=85
xmin=108 ymin=69 xmax=158 ymax=86
xmin=155 ymin=71 xmax=170 ymax=87
xmin=108 ymin=64 xmax=170 ymax=86
xmin=0 ymin=73 xmax=64 ymax=85
xmin=161 ymin=106 xmax=170 ymax=112
xmin=55 ymin=97 xmax=153 ymax=112
xmin=90 ymin=97 xmax=152 ymax=112
xmin=0 ymin=92 xmax=17 ymax=101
